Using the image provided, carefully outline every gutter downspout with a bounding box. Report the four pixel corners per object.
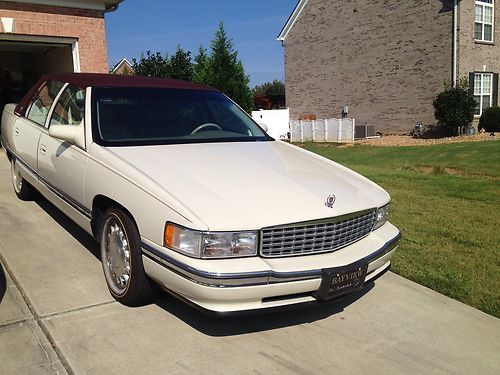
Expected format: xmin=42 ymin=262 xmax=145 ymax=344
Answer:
xmin=453 ymin=0 xmax=458 ymax=86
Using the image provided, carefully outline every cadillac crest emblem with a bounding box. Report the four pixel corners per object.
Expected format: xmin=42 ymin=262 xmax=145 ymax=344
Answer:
xmin=325 ymin=195 xmax=336 ymax=208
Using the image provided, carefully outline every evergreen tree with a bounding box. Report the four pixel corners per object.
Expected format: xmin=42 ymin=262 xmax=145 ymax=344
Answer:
xmin=205 ymin=23 xmax=253 ymax=112
xmin=169 ymin=45 xmax=194 ymax=81
xmin=193 ymin=47 xmax=209 ymax=84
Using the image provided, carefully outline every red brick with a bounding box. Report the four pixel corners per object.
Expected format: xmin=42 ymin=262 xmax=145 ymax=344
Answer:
xmin=0 ymin=1 xmax=109 ymax=73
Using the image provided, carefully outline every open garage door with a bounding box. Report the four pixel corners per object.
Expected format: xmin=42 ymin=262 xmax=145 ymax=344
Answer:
xmin=0 ymin=34 xmax=79 ymax=113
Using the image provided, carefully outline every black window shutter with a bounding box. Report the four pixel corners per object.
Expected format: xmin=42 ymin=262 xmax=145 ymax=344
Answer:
xmin=469 ymin=72 xmax=475 ymax=97
xmin=493 ymin=73 xmax=499 ymax=106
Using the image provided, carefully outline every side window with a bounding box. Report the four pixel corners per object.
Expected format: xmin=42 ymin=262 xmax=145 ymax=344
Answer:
xmin=472 ymin=72 xmax=495 ymax=115
xmin=26 ymin=81 xmax=64 ymax=126
xmin=50 ymin=85 xmax=85 ymax=127
xmin=475 ymin=0 xmax=494 ymax=42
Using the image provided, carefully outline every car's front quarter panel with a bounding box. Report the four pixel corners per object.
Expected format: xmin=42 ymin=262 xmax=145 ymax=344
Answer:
xmin=85 ymin=143 xmax=207 ymax=245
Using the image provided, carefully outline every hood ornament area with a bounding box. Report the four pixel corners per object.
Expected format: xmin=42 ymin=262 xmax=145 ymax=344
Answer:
xmin=325 ymin=194 xmax=336 ymax=208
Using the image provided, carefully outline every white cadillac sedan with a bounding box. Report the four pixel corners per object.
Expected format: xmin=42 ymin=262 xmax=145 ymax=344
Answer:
xmin=1 ymin=73 xmax=400 ymax=314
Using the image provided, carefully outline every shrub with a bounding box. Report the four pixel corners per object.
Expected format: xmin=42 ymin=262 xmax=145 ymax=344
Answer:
xmin=478 ymin=107 xmax=500 ymax=132
xmin=433 ymin=79 xmax=476 ymax=134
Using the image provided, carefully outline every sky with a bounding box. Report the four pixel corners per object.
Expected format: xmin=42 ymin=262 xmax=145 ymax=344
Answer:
xmin=105 ymin=0 xmax=298 ymax=87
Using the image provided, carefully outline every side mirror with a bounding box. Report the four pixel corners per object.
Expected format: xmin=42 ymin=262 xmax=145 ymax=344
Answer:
xmin=49 ymin=123 xmax=85 ymax=149
xmin=259 ymin=123 xmax=269 ymax=132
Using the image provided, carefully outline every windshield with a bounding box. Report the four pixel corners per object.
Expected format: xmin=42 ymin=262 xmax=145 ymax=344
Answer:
xmin=91 ymin=87 xmax=272 ymax=146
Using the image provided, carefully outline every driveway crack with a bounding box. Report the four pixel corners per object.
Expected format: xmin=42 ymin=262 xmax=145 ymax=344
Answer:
xmin=0 ymin=253 xmax=73 ymax=375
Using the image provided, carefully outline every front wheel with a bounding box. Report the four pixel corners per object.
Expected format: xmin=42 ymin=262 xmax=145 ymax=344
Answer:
xmin=11 ymin=158 xmax=37 ymax=201
xmin=99 ymin=207 xmax=154 ymax=306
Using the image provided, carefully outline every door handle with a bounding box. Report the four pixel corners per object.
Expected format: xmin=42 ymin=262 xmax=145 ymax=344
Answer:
xmin=39 ymin=145 xmax=47 ymax=154
xmin=14 ymin=127 xmax=19 ymax=135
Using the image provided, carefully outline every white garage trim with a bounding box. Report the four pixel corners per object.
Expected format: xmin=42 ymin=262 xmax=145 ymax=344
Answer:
xmin=0 ymin=34 xmax=80 ymax=72
xmin=72 ymin=41 xmax=81 ymax=72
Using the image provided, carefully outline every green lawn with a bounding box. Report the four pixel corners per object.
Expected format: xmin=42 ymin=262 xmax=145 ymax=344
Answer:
xmin=303 ymin=141 xmax=500 ymax=318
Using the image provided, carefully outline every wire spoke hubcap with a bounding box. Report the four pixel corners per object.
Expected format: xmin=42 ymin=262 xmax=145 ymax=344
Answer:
xmin=11 ymin=162 xmax=22 ymax=193
xmin=103 ymin=218 xmax=131 ymax=293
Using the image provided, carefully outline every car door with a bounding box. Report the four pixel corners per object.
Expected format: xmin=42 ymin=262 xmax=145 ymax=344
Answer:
xmin=37 ymin=84 xmax=89 ymax=216
xmin=12 ymin=81 xmax=64 ymax=174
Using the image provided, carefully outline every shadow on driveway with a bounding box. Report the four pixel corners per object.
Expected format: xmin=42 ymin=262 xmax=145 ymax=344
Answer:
xmin=36 ymin=198 xmax=99 ymax=260
xmin=154 ymin=283 xmax=374 ymax=337
xmin=33 ymin=195 xmax=375 ymax=336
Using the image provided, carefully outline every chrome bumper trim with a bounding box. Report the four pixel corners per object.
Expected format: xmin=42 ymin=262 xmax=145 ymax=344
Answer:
xmin=141 ymin=231 xmax=401 ymax=288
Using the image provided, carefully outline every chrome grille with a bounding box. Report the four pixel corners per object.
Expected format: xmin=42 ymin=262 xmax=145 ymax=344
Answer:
xmin=261 ymin=210 xmax=376 ymax=257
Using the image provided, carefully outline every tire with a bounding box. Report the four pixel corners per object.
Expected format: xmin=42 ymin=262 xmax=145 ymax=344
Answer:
xmin=99 ymin=207 xmax=155 ymax=306
xmin=11 ymin=158 xmax=37 ymax=201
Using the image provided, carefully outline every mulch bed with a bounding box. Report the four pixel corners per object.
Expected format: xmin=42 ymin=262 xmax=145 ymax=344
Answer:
xmin=355 ymin=133 xmax=496 ymax=147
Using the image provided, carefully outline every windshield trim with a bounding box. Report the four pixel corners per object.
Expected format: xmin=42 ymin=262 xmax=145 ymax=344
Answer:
xmin=100 ymin=137 xmax=272 ymax=147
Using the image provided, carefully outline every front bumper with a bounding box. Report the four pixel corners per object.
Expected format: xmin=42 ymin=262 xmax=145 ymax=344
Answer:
xmin=142 ymin=222 xmax=400 ymax=313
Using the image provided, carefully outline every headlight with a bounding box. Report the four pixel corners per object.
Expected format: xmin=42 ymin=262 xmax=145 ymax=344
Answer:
xmin=164 ymin=223 xmax=203 ymax=257
xmin=164 ymin=223 xmax=258 ymax=258
xmin=373 ymin=204 xmax=389 ymax=230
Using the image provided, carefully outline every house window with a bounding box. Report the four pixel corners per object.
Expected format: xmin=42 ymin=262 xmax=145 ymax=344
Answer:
xmin=473 ymin=73 xmax=493 ymax=115
xmin=475 ymin=0 xmax=494 ymax=42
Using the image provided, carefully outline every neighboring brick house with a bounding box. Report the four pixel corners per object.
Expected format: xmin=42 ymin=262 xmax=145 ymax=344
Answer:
xmin=0 ymin=0 xmax=122 ymax=107
xmin=111 ymin=57 xmax=134 ymax=74
xmin=278 ymin=0 xmax=500 ymax=133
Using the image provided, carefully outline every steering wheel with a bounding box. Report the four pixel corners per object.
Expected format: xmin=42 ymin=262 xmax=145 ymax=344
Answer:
xmin=190 ymin=123 xmax=222 ymax=135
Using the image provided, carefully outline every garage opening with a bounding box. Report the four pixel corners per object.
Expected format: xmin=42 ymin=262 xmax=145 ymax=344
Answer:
xmin=0 ymin=36 xmax=78 ymax=113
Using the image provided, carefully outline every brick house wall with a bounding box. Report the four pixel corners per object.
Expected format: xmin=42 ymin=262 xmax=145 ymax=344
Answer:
xmin=0 ymin=1 xmax=109 ymax=73
xmin=458 ymin=0 xmax=500 ymax=77
xmin=457 ymin=0 xmax=500 ymax=123
xmin=283 ymin=0 xmax=454 ymax=133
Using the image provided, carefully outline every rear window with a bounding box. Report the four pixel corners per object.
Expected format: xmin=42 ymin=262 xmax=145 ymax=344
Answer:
xmin=91 ymin=87 xmax=271 ymax=146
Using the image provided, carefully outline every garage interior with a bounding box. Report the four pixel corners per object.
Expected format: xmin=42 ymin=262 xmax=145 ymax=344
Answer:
xmin=0 ymin=38 xmax=75 ymax=112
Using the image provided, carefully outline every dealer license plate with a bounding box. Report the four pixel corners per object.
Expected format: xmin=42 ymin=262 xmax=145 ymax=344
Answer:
xmin=314 ymin=264 xmax=368 ymax=301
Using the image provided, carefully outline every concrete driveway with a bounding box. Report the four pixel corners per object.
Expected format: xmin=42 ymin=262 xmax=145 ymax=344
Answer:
xmin=0 ymin=155 xmax=499 ymax=375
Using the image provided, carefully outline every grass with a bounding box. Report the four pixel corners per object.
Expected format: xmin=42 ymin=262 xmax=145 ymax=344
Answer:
xmin=302 ymin=140 xmax=500 ymax=318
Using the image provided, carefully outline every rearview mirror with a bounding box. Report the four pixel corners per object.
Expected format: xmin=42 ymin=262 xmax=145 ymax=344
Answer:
xmin=259 ymin=123 xmax=269 ymax=132
xmin=49 ymin=124 xmax=85 ymax=149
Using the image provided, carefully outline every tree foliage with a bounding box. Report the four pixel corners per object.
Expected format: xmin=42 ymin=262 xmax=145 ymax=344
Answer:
xmin=252 ymin=80 xmax=285 ymax=97
xmin=201 ymin=23 xmax=253 ymax=112
xmin=169 ymin=46 xmax=193 ymax=81
xmin=193 ymin=47 xmax=209 ymax=84
xmin=433 ymin=78 xmax=476 ymax=134
xmin=479 ymin=106 xmax=500 ymax=132
xmin=132 ymin=47 xmax=193 ymax=81
xmin=130 ymin=23 xmax=253 ymax=112
xmin=132 ymin=51 xmax=170 ymax=78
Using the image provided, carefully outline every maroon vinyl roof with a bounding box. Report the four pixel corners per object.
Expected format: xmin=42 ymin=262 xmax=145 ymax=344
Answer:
xmin=15 ymin=73 xmax=218 ymax=116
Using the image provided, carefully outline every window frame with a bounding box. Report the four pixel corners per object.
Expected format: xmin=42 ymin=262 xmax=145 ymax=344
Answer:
xmin=49 ymin=84 xmax=86 ymax=128
xmin=475 ymin=0 xmax=495 ymax=43
xmin=473 ymin=72 xmax=494 ymax=116
xmin=25 ymin=80 xmax=65 ymax=127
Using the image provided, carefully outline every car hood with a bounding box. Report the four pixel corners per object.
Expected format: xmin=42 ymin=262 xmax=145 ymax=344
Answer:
xmin=107 ymin=141 xmax=389 ymax=230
